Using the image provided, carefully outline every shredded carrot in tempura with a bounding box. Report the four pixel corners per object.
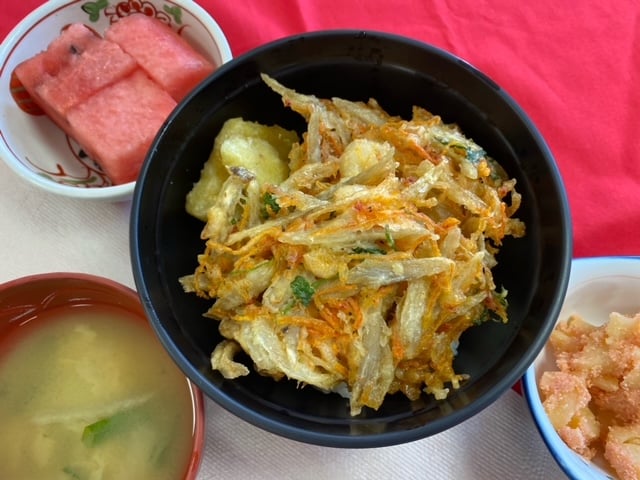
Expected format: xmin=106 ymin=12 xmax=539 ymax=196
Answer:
xmin=180 ymin=74 xmax=525 ymax=416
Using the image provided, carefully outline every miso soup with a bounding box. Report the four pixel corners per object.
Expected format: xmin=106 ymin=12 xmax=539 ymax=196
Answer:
xmin=0 ymin=304 xmax=197 ymax=480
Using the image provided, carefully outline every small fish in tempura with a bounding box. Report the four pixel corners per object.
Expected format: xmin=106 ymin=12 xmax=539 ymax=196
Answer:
xmin=180 ymin=74 xmax=525 ymax=416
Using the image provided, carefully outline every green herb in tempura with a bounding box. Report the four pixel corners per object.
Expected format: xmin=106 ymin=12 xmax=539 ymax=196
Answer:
xmin=384 ymin=225 xmax=397 ymax=250
xmin=290 ymin=276 xmax=315 ymax=306
xmin=260 ymin=192 xmax=281 ymax=219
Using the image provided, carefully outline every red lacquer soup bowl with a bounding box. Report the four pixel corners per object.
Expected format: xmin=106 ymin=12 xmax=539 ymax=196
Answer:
xmin=0 ymin=272 xmax=205 ymax=480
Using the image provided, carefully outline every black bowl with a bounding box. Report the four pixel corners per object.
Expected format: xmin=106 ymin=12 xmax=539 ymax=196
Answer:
xmin=130 ymin=30 xmax=572 ymax=448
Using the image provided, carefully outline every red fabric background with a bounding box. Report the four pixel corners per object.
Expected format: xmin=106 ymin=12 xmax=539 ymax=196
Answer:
xmin=2 ymin=0 xmax=640 ymax=258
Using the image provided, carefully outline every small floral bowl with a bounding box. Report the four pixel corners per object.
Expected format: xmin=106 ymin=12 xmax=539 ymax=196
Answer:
xmin=0 ymin=0 xmax=232 ymax=201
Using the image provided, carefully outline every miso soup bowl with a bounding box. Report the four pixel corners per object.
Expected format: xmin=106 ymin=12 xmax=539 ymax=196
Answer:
xmin=0 ymin=0 xmax=232 ymax=201
xmin=0 ymin=272 xmax=206 ymax=480
xmin=130 ymin=30 xmax=573 ymax=448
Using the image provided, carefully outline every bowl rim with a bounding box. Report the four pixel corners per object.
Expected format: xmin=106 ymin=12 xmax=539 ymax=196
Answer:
xmin=522 ymin=255 xmax=640 ymax=479
xmin=0 ymin=271 xmax=207 ymax=479
xmin=131 ymin=29 xmax=573 ymax=447
xmin=0 ymin=0 xmax=232 ymax=201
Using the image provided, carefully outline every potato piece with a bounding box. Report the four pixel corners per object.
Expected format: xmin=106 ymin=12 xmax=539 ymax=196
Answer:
xmin=540 ymin=370 xmax=591 ymax=430
xmin=185 ymin=149 xmax=227 ymax=222
xmin=544 ymin=311 xmax=640 ymax=475
xmin=549 ymin=314 xmax=596 ymax=354
xmin=540 ymin=370 xmax=600 ymax=459
xmin=593 ymin=386 xmax=640 ymax=425
xmin=186 ymin=118 xmax=299 ymax=221
xmin=220 ymin=136 xmax=289 ymax=186
xmin=558 ymin=407 xmax=601 ymax=460
xmin=605 ymin=424 xmax=640 ymax=480
xmin=606 ymin=312 xmax=640 ymax=348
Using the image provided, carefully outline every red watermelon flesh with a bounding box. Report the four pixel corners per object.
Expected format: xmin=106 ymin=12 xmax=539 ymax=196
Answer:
xmin=13 ymin=24 xmax=101 ymax=92
xmin=66 ymin=69 xmax=177 ymax=185
xmin=40 ymin=23 xmax=101 ymax=76
xmin=11 ymin=52 xmax=49 ymax=116
xmin=12 ymin=17 xmax=216 ymax=186
xmin=12 ymin=24 xmax=103 ymax=124
xmin=35 ymin=39 xmax=138 ymax=122
xmin=105 ymin=14 xmax=215 ymax=102
xmin=13 ymin=53 xmax=69 ymax=127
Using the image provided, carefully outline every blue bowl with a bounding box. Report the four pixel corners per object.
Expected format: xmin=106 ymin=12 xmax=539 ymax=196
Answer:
xmin=523 ymin=256 xmax=640 ymax=479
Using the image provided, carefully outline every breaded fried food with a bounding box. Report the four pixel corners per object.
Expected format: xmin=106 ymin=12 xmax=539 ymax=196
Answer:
xmin=181 ymin=74 xmax=525 ymax=416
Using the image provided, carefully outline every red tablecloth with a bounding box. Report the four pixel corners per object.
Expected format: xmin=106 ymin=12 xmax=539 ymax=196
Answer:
xmin=2 ymin=0 xmax=639 ymax=257
xmin=4 ymin=3 xmax=633 ymax=477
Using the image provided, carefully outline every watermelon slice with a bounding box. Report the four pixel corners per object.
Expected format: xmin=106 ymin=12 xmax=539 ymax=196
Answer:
xmin=66 ymin=70 xmax=177 ymax=185
xmin=105 ymin=14 xmax=214 ymax=102
xmin=12 ymin=24 xmax=104 ymax=125
xmin=40 ymin=23 xmax=102 ymax=76
xmin=35 ymin=39 xmax=138 ymax=121
xmin=13 ymin=24 xmax=101 ymax=90
xmin=12 ymin=16 xmax=215 ymax=186
xmin=11 ymin=53 xmax=49 ymax=116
